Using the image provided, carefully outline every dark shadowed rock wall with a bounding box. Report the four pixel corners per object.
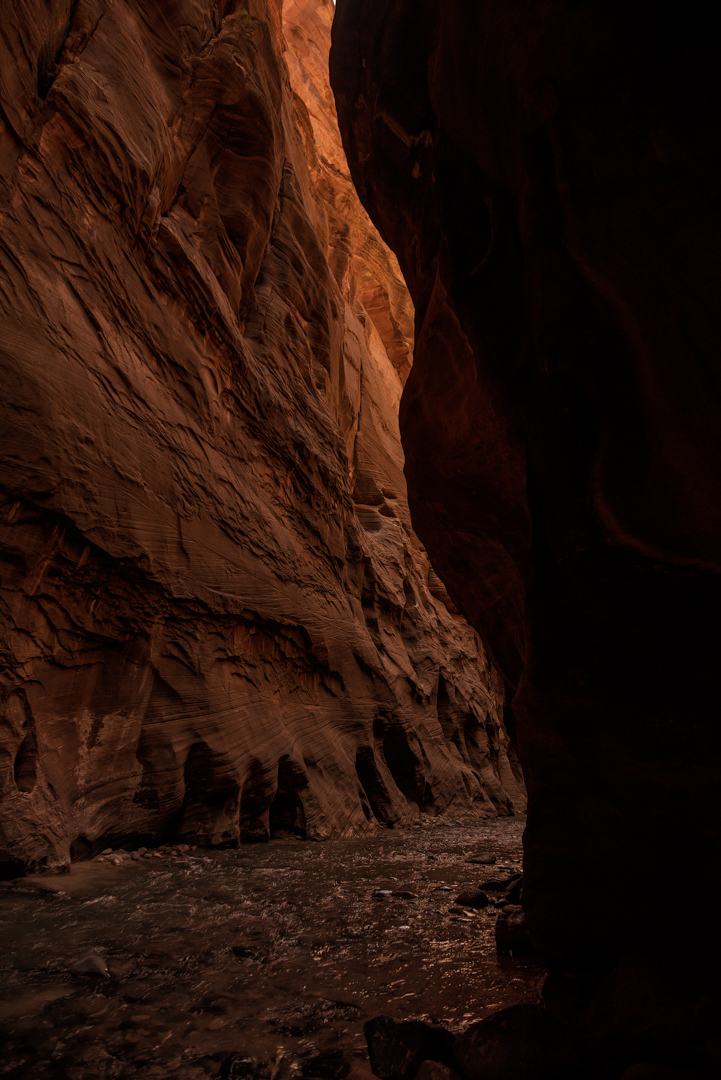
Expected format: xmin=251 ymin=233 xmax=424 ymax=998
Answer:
xmin=331 ymin=0 xmax=721 ymax=968
xmin=0 ymin=0 xmax=525 ymax=874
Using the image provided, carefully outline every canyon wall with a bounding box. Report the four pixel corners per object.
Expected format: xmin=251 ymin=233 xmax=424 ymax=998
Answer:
xmin=331 ymin=0 xmax=721 ymax=971
xmin=0 ymin=0 xmax=525 ymax=875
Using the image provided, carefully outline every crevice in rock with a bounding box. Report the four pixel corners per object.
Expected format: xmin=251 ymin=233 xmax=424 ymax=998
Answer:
xmin=9 ymin=691 xmax=38 ymax=795
xmin=13 ymin=731 xmax=38 ymax=794
xmin=355 ymin=746 xmax=394 ymax=826
xmin=268 ymin=756 xmax=308 ymax=838
xmin=177 ymin=741 xmax=240 ymax=845
xmin=436 ymin=676 xmax=467 ymax=761
xmin=240 ymin=758 xmax=273 ymax=843
xmin=382 ymin=725 xmax=424 ymax=806
xmin=69 ymin=835 xmax=92 ymax=862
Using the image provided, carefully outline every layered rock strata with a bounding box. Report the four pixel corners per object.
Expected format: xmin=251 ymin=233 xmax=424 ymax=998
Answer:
xmin=331 ymin=0 xmax=721 ymax=972
xmin=0 ymin=0 xmax=525 ymax=874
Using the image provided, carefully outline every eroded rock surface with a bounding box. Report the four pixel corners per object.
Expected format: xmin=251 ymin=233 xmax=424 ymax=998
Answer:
xmin=0 ymin=0 xmax=524 ymax=874
xmin=331 ymin=0 xmax=721 ymax=969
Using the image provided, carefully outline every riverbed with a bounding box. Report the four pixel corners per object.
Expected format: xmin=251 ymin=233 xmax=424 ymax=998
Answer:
xmin=0 ymin=816 xmax=541 ymax=1079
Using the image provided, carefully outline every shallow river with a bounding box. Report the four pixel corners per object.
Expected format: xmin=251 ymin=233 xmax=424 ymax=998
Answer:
xmin=0 ymin=816 xmax=541 ymax=1079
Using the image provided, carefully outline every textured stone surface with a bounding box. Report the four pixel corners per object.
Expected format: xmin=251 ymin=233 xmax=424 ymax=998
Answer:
xmin=0 ymin=0 xmax=524 ymax=873
xmin=331 ymin=0 xmax=721 ymax=967
xmin=364 ymin=1015 xmax=455 ymax=1080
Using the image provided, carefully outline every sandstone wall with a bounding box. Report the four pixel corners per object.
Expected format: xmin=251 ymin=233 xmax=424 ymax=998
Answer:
xmin=0 ymin=0 xmax=524 ymax=874
xmin=331 ymin=0 xmax=721 ymax=969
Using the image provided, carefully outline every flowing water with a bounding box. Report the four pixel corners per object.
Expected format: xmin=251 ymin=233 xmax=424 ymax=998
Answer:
xmin=0 ymin=816 xmax=541 ymax=1079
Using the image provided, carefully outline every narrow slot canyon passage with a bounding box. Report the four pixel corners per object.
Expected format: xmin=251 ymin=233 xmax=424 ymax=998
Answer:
xmin=2 ymin=0 xmax=721 ymax=1078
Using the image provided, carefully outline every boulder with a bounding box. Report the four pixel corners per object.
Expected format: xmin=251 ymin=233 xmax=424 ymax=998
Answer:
xmin=364 ymin=1016 xmax=455 ymax=1080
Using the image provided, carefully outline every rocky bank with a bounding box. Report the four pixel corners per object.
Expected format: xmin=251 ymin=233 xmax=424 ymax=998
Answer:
xmin=0 ymin=0 xmax=524 ymax=876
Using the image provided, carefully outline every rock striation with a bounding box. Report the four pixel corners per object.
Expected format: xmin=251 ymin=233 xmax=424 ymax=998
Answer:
xmin=0 ymin=0 xmax=524 ymax=874
xmin=331 ymin=0 xmax=721 ymax=973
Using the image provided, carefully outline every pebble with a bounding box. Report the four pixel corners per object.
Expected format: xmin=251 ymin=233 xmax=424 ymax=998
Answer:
xmin=101 ymin=848 xmax=112 ymax=856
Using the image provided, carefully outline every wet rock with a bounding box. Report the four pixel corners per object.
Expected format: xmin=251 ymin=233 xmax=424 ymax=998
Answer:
xmin=71 ymin=953 xmax=110 ymax=979
xmin=414 ymin=1063 xmax=462 ymax=1080
xmin=479 ymin=880 xmax=507 ymax=892
xmin=365 ymin=1016 xmax=455 ymax=1080
xmin=505 ymin=879 xmax=522 ymax=904
xmin=452 ymin=1004 xmax=574 ymax=1080
xmin=495 ymin=910 xmax=534 ymax=957
xmin=454 ymin=889 xmax=489 ymax=909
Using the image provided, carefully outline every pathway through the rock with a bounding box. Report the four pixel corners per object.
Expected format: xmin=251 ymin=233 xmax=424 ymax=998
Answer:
xmin=0 ymin=816 xmax=541 ymax=1079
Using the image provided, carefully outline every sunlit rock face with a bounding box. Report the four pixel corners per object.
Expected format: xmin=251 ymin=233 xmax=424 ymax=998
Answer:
xmin=331 ymin=0 xmax=721 ymax=967
xmin=0 ymin=0 xmax=524 ymax=874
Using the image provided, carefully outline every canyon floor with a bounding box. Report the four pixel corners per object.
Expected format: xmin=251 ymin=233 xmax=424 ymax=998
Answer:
xmin=0 ymin=818 xmax=539 ymax=1080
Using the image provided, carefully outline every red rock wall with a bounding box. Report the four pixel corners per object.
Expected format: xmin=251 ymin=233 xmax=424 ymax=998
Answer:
xmin=331 ymin=0 xmax=721 ymax=967
xmin=0 ymin=0 xmax=524 ymax=874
